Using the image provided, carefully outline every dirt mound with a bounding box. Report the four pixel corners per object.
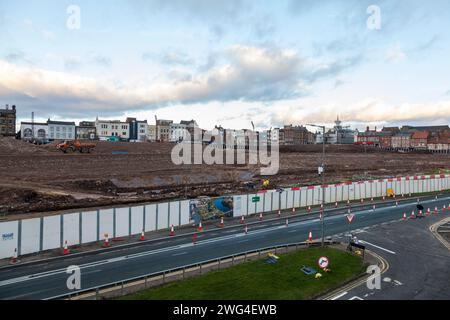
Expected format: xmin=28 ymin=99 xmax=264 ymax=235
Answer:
xmin=0 ymin=137 xmax=52 ymax=155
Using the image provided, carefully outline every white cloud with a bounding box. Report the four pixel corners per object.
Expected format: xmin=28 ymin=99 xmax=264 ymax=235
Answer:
xmin=385 ymin=45 xmax=407 ymax=63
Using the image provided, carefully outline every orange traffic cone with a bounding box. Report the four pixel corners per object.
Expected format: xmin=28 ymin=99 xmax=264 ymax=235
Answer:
xmin=410 ymin=211 xmax=416 ymax=219
xmin=139 ymin=230 xmax=145 ymax=241
xmin=308 ymin=231 xmax=313 ymax=242
xmin=292 ymin=207 xmax=296 ymax=214
xmin=426 ymin=208 xmax=431 ymax=216
xmin=259 ymin=213 xmax=263 ymax=221
xmin=63 ymin=240 xmax=69 ymax=255
xmin=308 ymin=206 xmax=311 ymax=213
xmin=335 ymin=202 xmax=338 ymax=208
xmin=434 ymin=207 xmax=438 ymax=214
xmin=278 ymin=210 xmax=281 ymax=217
xmin=103 ymin=234 xmax=110 ymax=247
xmin=220 ymin=216 xmax=224 ymax=228
xmin=10 ymin=248 xmax=18 ymax=264
xmin=402 ymin=213 xmax=407 ymax=221
xmin=198 ymin=222 xmax=203 ymax=232
xmin=240 ymin=216 xmax=245 ymax=224
xmin=418 ymin=210 xmax=423 ymax=217
xmin=169 ymin=225 xmax=175 ymax=236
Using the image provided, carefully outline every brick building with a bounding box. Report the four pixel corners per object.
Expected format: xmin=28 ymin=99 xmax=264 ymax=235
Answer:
xmin=0 ymin=105 xmax=16 ymax=136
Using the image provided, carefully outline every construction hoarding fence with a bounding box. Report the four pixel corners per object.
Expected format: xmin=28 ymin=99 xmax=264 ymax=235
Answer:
xmin=0 ymin=174 xmax=450 ymax=259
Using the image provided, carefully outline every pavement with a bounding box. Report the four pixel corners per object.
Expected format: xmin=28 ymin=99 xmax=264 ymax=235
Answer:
xmin=1 ymin=193 xmax=450 ymax=300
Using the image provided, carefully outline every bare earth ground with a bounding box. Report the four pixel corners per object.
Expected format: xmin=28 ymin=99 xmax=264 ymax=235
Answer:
xmin=0 ymin=137 xmax=449 ymax=219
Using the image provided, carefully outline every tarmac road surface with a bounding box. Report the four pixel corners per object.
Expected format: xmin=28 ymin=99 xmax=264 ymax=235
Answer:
xmin=1 ymin=194 xmax=450 ymax=300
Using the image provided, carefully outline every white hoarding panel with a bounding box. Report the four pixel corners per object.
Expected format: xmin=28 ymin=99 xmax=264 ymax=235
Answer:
xmin=169 ymin=201 xmax=180 ymax=227
xmin=42 ymin=216 xmax=60 ymax=250
xmin=247 ymin=194 xmax=256 ymax=215
xmin=0 ymin=221 xmax=19 ymax=259
xmin=264 ymin=192 xmax=272 ymax=212
xmin=81 ymin=211 xmax=98 ymax=244
xmin=63 ymin=212 xmax=79 ymax=246
xmin=144 ymin=204 xmax=157 ymax=232
xmin=180 ymin=200 xmax=191 ymax=225
xmin=286 ymin=190 xmax=294 ymax=209
xmin=157 ymin=203 xmax=169 ymax=230
xmin=20 ymin=218 xmax=40 ymax=255
xmin=131 ymin=206 xmax=144 ymax=235
xmin=99 ymin=209 xmax=114 ymax=240
xmin=115 ymin=207 xmax=129 ymax=237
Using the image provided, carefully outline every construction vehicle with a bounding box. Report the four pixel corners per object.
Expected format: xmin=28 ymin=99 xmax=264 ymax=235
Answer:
xmin=57 ymin=140 xmax=96 ymax=153
xmin=262 ymin=179 xmax=270 ymax=189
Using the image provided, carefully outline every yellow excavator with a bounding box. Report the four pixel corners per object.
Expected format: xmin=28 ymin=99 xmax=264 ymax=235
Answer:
xmin=262 ymin=179 xmax=270 ymax=189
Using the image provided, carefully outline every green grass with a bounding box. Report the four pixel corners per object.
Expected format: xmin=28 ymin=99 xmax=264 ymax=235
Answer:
xmin=122 ymin=247 xmax=365 ymax=300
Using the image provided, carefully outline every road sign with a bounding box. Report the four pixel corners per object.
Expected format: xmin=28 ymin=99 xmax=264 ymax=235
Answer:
xmin=252 ymin=196 xmax=261 ymax=203
xmin=346 ymin=214 xmax=354 ymax=224
xmin=318 ymin=256 xmax=329 ymax=269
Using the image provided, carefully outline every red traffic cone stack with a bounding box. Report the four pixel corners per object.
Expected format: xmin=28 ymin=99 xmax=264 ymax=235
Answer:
xmin=63 ymin=240 xmax=69 ymax=255
xmin=198 ymin=222 xmax=203 ymax=232
xmin=10 ymin=248 xmax=18 ymax=264
xmin=169 ymin=225 xmax=175 ymax=236
xmin=103 ymin=234 xmax=110 ymax=247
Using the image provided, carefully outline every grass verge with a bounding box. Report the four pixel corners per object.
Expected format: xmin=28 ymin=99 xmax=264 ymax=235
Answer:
xmin=121 ymin=247 xmax=366 ymax=300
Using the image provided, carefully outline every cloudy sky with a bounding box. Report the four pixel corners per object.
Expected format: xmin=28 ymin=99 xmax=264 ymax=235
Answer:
xmin=1 ymin=0 xmax=450 ymax=131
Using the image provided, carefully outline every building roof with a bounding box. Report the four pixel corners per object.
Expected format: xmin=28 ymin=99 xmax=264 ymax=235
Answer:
xmin=393 ymin=132 xmax=413 ymax=137
xmin=411 ymin=131 xmax=429 ymax=139
xmin=47 ymin=120 xmax=76 ymax=126
xmin=21 ymin=122 xmax=47 ymax=126
xmin=401 ymin=125 xmax=449 ymax=132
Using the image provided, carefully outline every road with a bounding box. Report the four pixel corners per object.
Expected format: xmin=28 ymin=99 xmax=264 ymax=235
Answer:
xmin=1 ymin=194 xmax=450 ymax=300
xmin=328 ymin=207 xmax=450 ymax=300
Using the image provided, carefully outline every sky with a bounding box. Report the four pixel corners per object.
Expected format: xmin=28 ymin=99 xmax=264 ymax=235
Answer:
xmin=1 ymin=0 xmax=450 ymax=131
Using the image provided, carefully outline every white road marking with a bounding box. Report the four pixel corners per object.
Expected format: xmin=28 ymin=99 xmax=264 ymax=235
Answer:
xmin=349 ymin=296 xmax=364 ymax=300
xmin=172 ymin=251 xmax=188 ymax=256
xmin=394 ymin=280 xmax=403 ymax=286
xmin=330 ymin=291 xmax=348 ymax=300
xmin=359 ymin=240 xmax=396 ymax=255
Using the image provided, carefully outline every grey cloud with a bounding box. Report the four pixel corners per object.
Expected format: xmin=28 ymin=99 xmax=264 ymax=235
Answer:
xmin=3 ymin=49 xmax=33 ymax=64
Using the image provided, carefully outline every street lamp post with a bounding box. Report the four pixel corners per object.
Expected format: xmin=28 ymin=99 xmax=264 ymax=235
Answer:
xmin=307 ymin=124 xmax=326 ymax=247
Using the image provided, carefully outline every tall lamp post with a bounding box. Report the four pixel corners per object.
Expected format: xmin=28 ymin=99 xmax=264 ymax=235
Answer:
xmin=307 ymin=124 xmax=326 ymax=247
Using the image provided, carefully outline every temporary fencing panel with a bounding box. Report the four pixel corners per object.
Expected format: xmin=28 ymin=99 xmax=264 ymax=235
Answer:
xmin=20 ymin=218 xmax=40 ymax=255
xmin=81 ymin=211 xmax=98 ymax=244
xmin=131 ymin=206 xmax=144 ymax=235
xmin=99 ymin=209 xmax=114 ymax=240
xmin=144 ymin=204 xmax=157 ymax=232
xmin=0 ymin=221 xmax=18 ymax=259
xmin=157 ymin=202 xmax=169 ymax=230
xmin=169 ymin=201 xmax=180 ymax=227
xmin=42 ymin=216 xmax=60 ymax=251
xmin=63 ymin=213 xmax=79 ymax=246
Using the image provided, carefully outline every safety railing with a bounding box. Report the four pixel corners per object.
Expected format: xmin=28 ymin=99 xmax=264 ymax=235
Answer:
xmin=46 ymin=240 xmax=339 ymax=300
